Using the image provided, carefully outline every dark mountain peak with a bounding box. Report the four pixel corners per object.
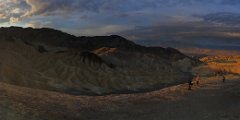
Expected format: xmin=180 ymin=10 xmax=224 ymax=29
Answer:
xmin=0 ymin=26 xmax=190 ymax=61
xmin=109 ymin=35 xmax=126 ymax=39
xmin=1 ymin=26 xmax=70 ymax=35
xmin=0 ymin=26 xmax=76 ymax=46
xmin=77 ymin=35 xmax=138 ymax=50
xmin=0 ymin=26 xmax=136 ymax=49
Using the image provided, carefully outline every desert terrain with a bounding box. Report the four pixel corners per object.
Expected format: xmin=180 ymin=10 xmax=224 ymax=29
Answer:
xmin=0 ymin=27 xmax=239 ymax=120
xmin=1 ymin=0 xmax=240 ymax=119
xmin=0 ymin=27 xmax=197 ymax=95
xmin=200 ymin=56 xmax=240 ymax=74
xmin=0 ymin=72 xmax=239 ymax=120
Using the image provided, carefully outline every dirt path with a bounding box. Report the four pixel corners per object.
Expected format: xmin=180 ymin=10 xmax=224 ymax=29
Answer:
xmin=0 ymin=74 xmax=239 ymax=120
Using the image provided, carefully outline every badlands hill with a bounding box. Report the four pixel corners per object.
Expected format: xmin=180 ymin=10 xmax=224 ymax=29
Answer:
xmin=200 ymin=56 xmax=240 ymax=74
xmin=0 ymin=26 xmax=199 ymax=95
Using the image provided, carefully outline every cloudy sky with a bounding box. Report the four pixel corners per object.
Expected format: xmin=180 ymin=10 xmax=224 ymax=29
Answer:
xmin=1 ymin=0 xmax=240 ymax=50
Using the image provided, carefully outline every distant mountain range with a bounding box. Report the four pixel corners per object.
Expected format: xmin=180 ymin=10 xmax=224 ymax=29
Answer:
xmin=179 ymin=48 xmax=240 ymax=56
xmin=136 ymin=38 xmax=240 ymax=51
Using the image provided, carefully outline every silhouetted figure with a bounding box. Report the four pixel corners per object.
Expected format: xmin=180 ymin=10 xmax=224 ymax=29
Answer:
xmin=222 ymin=75 xmax=226 ymax=83
xmin=222 ymin=69 xmax=227 ymax=75
xmin=195 ymin=73 xmax=200 ymax=86
xmin=188 ymin=79 xmax=193 ymax=90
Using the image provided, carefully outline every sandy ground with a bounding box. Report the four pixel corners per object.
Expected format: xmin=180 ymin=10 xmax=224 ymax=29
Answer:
xmin=0 ymin=74 xmax=239 ymax=120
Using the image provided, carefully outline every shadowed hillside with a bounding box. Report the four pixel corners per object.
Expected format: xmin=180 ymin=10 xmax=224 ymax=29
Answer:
xmin=0 ymin=27 xmax=199 ymax=95
xmin=0 ymin=27 xmax=190 ymax=60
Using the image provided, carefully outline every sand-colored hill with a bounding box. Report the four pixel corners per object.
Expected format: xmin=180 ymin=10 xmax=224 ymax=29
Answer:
xmin=200 ymin=56 xmax=240 ymax=74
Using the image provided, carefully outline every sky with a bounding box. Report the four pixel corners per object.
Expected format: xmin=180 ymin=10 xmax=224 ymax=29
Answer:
xmin=1 ymin=0 xmax=240 ymax=50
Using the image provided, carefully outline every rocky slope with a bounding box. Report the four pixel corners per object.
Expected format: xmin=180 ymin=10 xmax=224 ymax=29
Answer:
xmin=0 ymin=27 xmax=198 ymax=95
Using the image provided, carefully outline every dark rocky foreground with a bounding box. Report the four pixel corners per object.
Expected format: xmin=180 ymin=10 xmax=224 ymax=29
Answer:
xmin=0 ymin=74 xmax=239 ymax=120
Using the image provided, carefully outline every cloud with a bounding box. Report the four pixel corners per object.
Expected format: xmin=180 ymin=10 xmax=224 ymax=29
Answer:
xmin=0 ymin=0 xmax=28 ymax=23
xmin=0 ymin=14 xmax=7 ymax=19
xmin=220 ymin=0 xmax=240 ymax=5
xmin=0 ymin=0 xmax=105 ymax=24
xmin=195 ymin=12 xmax=240 ymax=26
xmin=74 ymin=25 xmax=134 ymax=36
xmin=1 ymin=0 xmax=216 ymax=24
xmin=1 ymin=0 xmax=240 ymax=51
xmin=10 ymin=17 xmax=21 ymax=23
xmin=0 ymin=0 xmax=237 ymax=26
xmin=25 ymin=20 xmax=52 ymax=28
xmin=23 ymin=0 xmax=104 ymax=17
xmin=118 ymin=21 xmax=240 ymax=49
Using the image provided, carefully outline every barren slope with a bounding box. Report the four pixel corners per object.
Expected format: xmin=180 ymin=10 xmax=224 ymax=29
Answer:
xmin=0 ymin=34 xmax=196 ymax=95
xmin=0 ymin=74 xmax=239 ymax=120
